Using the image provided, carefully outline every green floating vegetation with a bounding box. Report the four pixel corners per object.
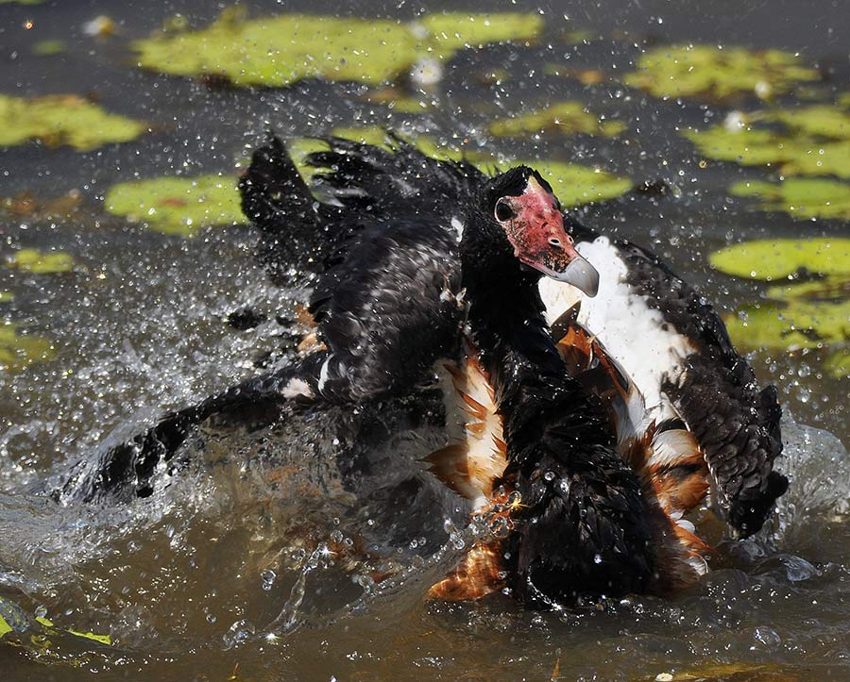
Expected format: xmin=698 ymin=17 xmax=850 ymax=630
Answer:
xmin=765 ymin=105 xmax=850 ymax=139
xmin=32 ymin=40 xmax=67 ymax=56
xmin=488 ymin=101 xmax=626 ymax=138
xmin=0 ymin=0 xmax=43 ymax=4
xmin=104 ymin=174 xmax=245 ymax=237
xmin=0 ymin=322 xmax=53 ymax=370
xmin=710 ymin=238 xmax=850 ymax=280
xmin=825 ymin=349 xmax=850 ymax=379
xmin=724 ymin=299 xmax=850 ymax=351
xmin=685 ymin=127 xmax=850 ymax=180
xmin=685 ymin=104 xmax=850 ymax=180
xmin=0 ymin=597 xmax=110 ymax=650
xmin=0 ymin=94 xmax=146 ymax=151
xmin=0 ymin=292 xmax=13 ymax=303
xmin=729 ymin=179 xmax=850 ymax=221
xmin=713 ymin=238 xmax=850 ymax=367
xmin=524 ymin=161 xmax=632 ymax=207
xmin=133 ymin=11 xmax=543 ymax=88
xmin=625 ymin=45 xmax=818 ymax=100
xmin=766 ymin=276 xmax=850 ymax=302
xmin=6 ymin=248 xmax=76 ymax=274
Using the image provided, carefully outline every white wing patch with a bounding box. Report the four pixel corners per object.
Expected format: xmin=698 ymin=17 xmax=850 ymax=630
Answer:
xmin=450 ymin=216 xmax=465 ymax=243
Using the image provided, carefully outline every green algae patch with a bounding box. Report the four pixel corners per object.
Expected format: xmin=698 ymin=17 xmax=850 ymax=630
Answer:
xmin=0 ymin=94 xmax=146 ymax=151
xmin=684 ymin=104 xmax=850 ymax=180
xmin=765 ymin=105 xmax=850 ymax=140
xmin=713 ymin=238 xmax=850 ymax=366
xmin=105 ymin=174 xmax=245 ymax=237
xmin=710 ymin=238 xmax=850 ymax=280
xmin=132 ymin=12 xmax=543 ymax=88
xmin=417 ymin=12 xmax=542 ymax=54
xmin=488 ymin=102 xmax=626 ymax=138
xmin=0 ymin=292 xmax=13 ymax=303
xmin=526 ymin=161 xmax=632 ymax=207
xmin=6 ymin=248 xmax=76 ymax=274
xmin=729 ymin=179 xmax=850 ymax=220
xmin=825 ymin=349 xmax=850 ymax=379
xmin=766 ymin=276 xmax=850 ymax=302
xmin=32 ymin=40 xmax=67 ymax=56
xmin=0 ymin=322 xmax=53 ymax=370
xmin=625 ymin=45 xmax=818 ymax=100
xmin=685 ymin=125 xmax=850 ymax=179
xmin=725 ymin=299 xmax=850 ymax=351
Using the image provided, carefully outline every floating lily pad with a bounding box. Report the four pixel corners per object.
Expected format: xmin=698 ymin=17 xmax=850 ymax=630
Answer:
xmin=713 ymin=238 xmax=850 ymax=364
xmin=419 ymin=12 xmax=542 ymax=52
xmin=6 ymin=248 xmax=76 ymax=274
xmin=725 ymin=299 xmax=850 ymax=351
xmin=625 ymin=45 xmax=818 ymax=100
xmin=32 ymin=40 xmax=67 ymax=56
xmin=0 ymin=321 xmax=53 ymax=370
xmin=729 ymin=179 xmax=850 ymax=220
xmin=0 ymin=94 xmax=146 ymax=151
xmin=526 ymin=161 xmax=632 ymax=207
xmin=0 ymin=292 xmax=13 ymax=303
xmin=687 ymin=125 xmax=850 ymax=179
xmin=766 ymin=276 xmax=850 ymax=302
xmin=825 ymin=349 xmax=850 ymax=379
xmin=133 ymin=12 xmax=542 ymax=88
xmin=684 ymin=104 xmax=850 ymax=179
xmin=764 ymin=105 xmax=850 ymax=140
xmin=104 ymin=174 xmax=245 ymax=236
xmin=488 ymin=101 xmax=625 ymax=138
xmin=710 ymin=238 xmax=850 ymax=280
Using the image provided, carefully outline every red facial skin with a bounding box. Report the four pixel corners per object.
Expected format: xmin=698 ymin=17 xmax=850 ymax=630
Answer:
xmin=495 ymin=175 xmax=582 ymax=279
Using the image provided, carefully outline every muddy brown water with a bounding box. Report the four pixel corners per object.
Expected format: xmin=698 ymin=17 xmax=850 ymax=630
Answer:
xmin=1 ymin=0 xmax=849 ymax=680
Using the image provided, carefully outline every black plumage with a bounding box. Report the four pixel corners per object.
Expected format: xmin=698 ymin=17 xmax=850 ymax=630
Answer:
xmin=260 ymin=135 xmax=786 ymax=537
xmin=458 ymin=208 xmax=656 ymax=605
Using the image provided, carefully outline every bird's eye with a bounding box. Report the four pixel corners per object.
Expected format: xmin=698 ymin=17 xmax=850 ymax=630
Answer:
xmin=495 ymin=199 xmax=515 ymax=222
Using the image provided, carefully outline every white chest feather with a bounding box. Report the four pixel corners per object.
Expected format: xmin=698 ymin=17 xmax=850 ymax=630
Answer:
xmin=539 ymin=237 xmax=695 ymax=423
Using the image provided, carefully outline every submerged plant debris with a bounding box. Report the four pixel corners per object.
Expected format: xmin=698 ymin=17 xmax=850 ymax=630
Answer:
xmin=1 ymin=190 xmax=85 ymax=220
xmin=488 ymin=102 xmax=626 ymax=138
xmin=624 ymin=45 xmax=819 ymax=100
xmin=104 ymin=174 xmax=246 ymax=236
xmin=5 ymin=248 xmax=77 ymax=274
xmin=133 ymin=12 xmax=543 ymax=88
xmin=0 ymin=94 xmax=146 ymax=151
xmin=0 ymin=322 xmax=53 ymax=370
xmin=730 ymin=179 xmax=850 ymax=220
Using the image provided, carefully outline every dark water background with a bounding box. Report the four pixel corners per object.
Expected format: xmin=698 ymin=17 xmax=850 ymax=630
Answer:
xmin=1 ymin=0 xmax=849 ymax=680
